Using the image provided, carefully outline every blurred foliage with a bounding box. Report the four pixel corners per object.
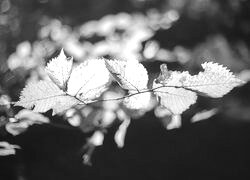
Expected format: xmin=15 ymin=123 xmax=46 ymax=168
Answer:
xmin=0 ymin=0 xmax=250 ymax=179
xmin=0 ymin=0 xmax=249 ymax=138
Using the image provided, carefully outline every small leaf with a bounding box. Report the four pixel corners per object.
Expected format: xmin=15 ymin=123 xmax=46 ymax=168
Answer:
xmin=88 ymin=131 xmax=104 ymax=146
xmin=6 ymin=109 xmax=50 ymax=136
xmin=67 ymin=59 xmax=110 ymax=102
xmin=0 ymin=141 xmax=20 ymax=156
xmin=45 ymin=49 xmax=73 ymax=90
xmin=15 ymin=80 xmax=80 ymax=114
xmin=166 ymin=114 xmax=181 ymax=130
xmin=6 ymin=121 xmax=30 ymax=136
xmin=114 ymin=117 xmax=130 ymax=148
xmin=105 ymin=59 xmax=148 ymax=91
xmin=191 ymin=108 xmax=218 ymax=123
xmin=15 ymin=109 xmax=50 ymax=123
xmin=155 ymin=64 xmax=171 ymax=83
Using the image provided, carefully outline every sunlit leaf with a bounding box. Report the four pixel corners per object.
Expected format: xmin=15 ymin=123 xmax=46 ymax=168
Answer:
xmin=183 ymin=62 xmax=245 ymax=97
xmin=105 ymin=59 xmax=148 ymax=91
xmin=153 ymin=62 xmax=244 ymax=114
xmin=153 ymin=83 xmax=197 ymax=114
xmin=123 ymin=91 xmax=151 ymax=110
xmin=15 ymin=80 xmax=80 ymax=114
xmin=67 ymin=59 xmax=110 ymax=102
xmin=45 ymin=49 xmax=73 ymax=90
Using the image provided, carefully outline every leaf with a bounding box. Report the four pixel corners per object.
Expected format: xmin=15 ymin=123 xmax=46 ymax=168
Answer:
xmin=153 ymin=82 xmax=197 ymax=114
xmin=6 ymin=109 xmax=50 ymax=136
xmin=191 ymin=108 xmax=218 ymax=123
xmin=114 ymin=117 xmax=130 ymax=148
xmin=166 ymin=114 xmax=181 ymax=130
xmin=15 ymin=80 xmax=80 ymax=114
xmin=67 ymin=59 xmax=110 ymax=102
xmin=154 ymin=107 xmax=182 ymax=130
xmin=88 ymin=131 xmax=104 ymax=146
xmin=15 ymin=109 xmax=50 ymax=123
xmin=123 ymin=91 xmax=151 ymax=110
xmin=0 ymin=141 xmax=20 ymax=156
xmin=45 ymin=49 xmax=73 ymax=90
xmin=105 ymin=59 xmax=148 ymax=91
xmin=183 ymin=62 xmax=245 ymax=97
xmin=153 ymin=62 xmax=244 ymax=114
xmin=154 ymin=70 xmax=198 ymax=114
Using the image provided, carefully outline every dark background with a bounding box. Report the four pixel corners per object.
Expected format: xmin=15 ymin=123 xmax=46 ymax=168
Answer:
xmin=1 ymin=0 xmax=250 ymax=179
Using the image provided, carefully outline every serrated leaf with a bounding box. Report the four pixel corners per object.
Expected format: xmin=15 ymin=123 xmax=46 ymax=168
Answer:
xmin=15 ymin=80 xmax=80 ymax=114
xmin=183 ymin=62 xmax=244 ymax=97
xmin=153 ymin=62 xmax=244 ymax=114
xmin=67 ymin=59 xmax=110 ymax=102
xmin=153 ymin=82 xmax=197 ymax=114
xmin=105 ymin=59 xmax=148 ymax=91
xmin=45 ymin=49 xmax=73 ymax=90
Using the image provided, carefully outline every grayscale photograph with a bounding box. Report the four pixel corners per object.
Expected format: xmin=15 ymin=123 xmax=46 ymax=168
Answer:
xmin=0 ymin=0 xmax=250 ymax=179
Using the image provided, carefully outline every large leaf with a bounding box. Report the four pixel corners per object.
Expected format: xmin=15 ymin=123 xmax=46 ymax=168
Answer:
xmin=16 ymin=55 xmax=110 ymax=114
xmin=153 ymin=62 xmax=244 ymax=114
xmin=153 ymin=82 xmax=197 ymax=114
xmin=183 ymin=62 xmax=244 ymax=97
xmin=67 ymin=59 xmax=110 ymax=102
xmin=15 ymin=80 xmax=80 ymax=114
xmin=105 ymin=59 xmax=148 ymax=91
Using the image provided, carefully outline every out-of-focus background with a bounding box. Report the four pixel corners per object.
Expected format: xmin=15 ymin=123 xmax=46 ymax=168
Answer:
xmin=1 ymin=0 xmax=250 ymax=179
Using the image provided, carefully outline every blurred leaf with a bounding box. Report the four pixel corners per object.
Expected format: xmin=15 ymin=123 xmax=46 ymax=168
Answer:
xmin=0 ymin=141 xmax=20 ymax=156
xmin=5 ymin=109 xmax=49 ymax=136
xmin=191 ymin=108 xmax=218 ymax=123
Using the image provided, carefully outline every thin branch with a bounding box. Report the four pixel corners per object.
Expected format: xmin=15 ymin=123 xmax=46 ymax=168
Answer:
xmin=9 ymin=83 xmax=212 ymax=111
xmin=8 ymin=84 xmax=193 ymax=107
xmin=85 ymin=88 xmax=151 ymax=105
xmin=85 ymin=84 xmax=206 ymax=105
